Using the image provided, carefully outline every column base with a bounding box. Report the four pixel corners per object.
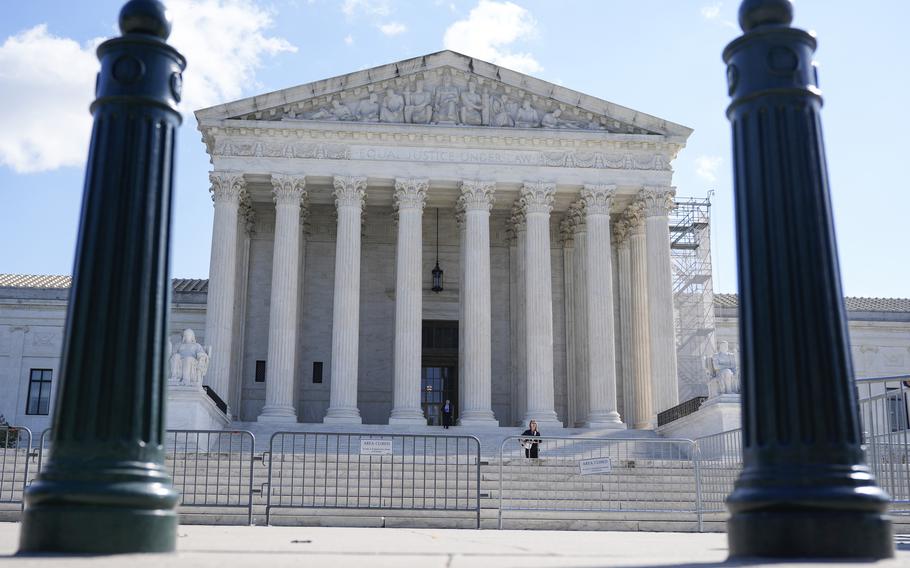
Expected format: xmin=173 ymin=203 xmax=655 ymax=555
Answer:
xmin=257 ymin=407 xmax=298 ymax=423
xmin=458 ymin=410 xmax=499 ymax=427
xmin=524 ymin=410 xmax=562 ymax=430
xmin=324 ymin=407 xmax=362 ymax=424
xmin=388 ymin=408 xmax=426 ymax=426
xmin=585 ymin=415 xmax=627 ymax=430
xmin=728 ymin=510 xmax=893 ymax=559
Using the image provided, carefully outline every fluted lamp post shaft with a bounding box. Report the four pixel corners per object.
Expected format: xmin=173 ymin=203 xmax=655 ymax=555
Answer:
xmin=723 ymin=0 xmax=892 ymax=559
xmin=18 ymin=0 xmax=184 ymax=554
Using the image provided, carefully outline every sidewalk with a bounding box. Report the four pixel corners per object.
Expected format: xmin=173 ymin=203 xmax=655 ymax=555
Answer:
xmin=0 ymin=523 xmax=907 ymax=567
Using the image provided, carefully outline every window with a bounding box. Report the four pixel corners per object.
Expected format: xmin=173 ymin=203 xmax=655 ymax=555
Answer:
xmin=26 ymin=369 xmax=53 ymax=415
xmin=313 ymin=362 xmax=323 ymax=384
xmin=255 ymin=360 xmax=266 ymax=383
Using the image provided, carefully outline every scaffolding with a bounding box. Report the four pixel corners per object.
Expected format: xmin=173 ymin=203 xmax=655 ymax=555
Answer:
xmin=670 ymin=195 xmax=716 ymax=401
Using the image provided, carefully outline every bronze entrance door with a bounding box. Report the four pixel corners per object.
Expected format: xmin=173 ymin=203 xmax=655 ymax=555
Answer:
xmin=421 ymin=320 xmax=458 ymax=426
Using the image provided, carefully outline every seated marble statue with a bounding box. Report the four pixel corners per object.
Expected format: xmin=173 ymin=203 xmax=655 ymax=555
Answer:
xmin=169 ymin=328 xmax=210 ymax=387
xmin=459 ymin=81 xmax=484 ymax=126
xmin=490 ymin=97 xmax=514 ymax=127
xmin=707 ymin=340 xmax=740 ymax=398
xmin=515 ymin=99 xmax=540 ymax=128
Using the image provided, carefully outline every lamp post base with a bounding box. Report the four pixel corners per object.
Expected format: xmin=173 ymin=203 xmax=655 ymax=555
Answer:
xmin=728 ymin=510 xmax=893 ymax=560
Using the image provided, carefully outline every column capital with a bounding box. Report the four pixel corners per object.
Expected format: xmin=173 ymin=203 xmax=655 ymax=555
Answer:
xmin=559 ymin=200 xmax=585 ymax=242
xmin=209 ymin=171 xmax=246 ymax=204
xmin=394 ymin=178 xmax=428 ymax=211
xmin=333 ymin=175 xmax=367 ymax=208
xmin=581 ymin=184 xmax=617 ymax=215
xmin=622 ymin=201 xmax=647 ymax=230
xmin=506 ymin=202 xmax=526 ymax=243
xmin=612 ymin=217 xmax=631 ymax=245
xmin=454 ymin=206 xmax=466 ymax=230
xmin=638 ymin=186 xmax=677 ymax=217
xmin=520 ymin=181 xmax=556 ymax=214
xmin=459 ymin=180 xmax=496 ymax=212
xmin=271 ymin=174 xmax=307 ymax=206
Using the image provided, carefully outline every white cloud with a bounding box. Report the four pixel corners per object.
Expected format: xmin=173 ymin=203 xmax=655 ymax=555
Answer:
xmin=695 ymin=155 xmax=723 ymax=183
xmin=701 ymin=2 xmax=722 ymax=19
xmin=0 ymin=0 xmax=294 ymax=174
xmin=342 ymin=0 xmax=390 ymax=18
xmin=0 ymin=25 xmax=98 ymax=173
xmin=443 ymin=0 xmax=541 ymax=74
xmin=378 ymin=22 xmax=407 ymax=36
xmin=344 ymin=34 xmax=354 ymax=45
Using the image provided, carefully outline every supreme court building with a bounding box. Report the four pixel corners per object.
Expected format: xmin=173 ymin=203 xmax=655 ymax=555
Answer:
xmin=191 ymin=50 xmax=691 ymax=430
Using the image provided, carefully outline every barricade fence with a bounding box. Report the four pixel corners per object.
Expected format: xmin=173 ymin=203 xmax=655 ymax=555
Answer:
xmin=265 ymin=432 xmax=481 ymax=527
xmin=166 ymin=429 xmax=256 ymax=525
xmin=857 ymin=374 xmax=910 ymax=515
xmin=0 ymin=426 xmax=31 ymax=510
xmin=693 ymin=429 xmax=742 ymax=513
xmin=497 ymin=436 xmax=702 ymax=530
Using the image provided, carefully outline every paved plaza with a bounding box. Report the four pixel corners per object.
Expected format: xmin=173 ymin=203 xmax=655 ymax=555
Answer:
xmin=0 ymin=523 xmax=907 ymax=567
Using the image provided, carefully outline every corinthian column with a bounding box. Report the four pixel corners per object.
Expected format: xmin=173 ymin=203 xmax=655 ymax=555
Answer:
xmin=520 ymin=182 xmax=562 ymax=428
xmin=324 ymin=176 xmax=366 ymax=424
xmin=581 ymin=185 xmax=624 ymax=429
xmin=203 ymin=171 xmax=246 ymax=415
xmin=626 ymin=203 xmax=653 ymax=429
xmin=258 ymin=175 xmax=306 ymax=423
xmin=508 ymin=205 xmax=527 ymax=425
xmin=613 ymin=218 xmax=635 ymax=427
xmin=570 ymin=203 xmax=589 ymax=425
xmin=389 ymin=178 xmax=428 ymax=425
xmin=458 ymin=180 xmax=498 ymax=426
xmin=640 ymin=186 xmax=679 ymax=413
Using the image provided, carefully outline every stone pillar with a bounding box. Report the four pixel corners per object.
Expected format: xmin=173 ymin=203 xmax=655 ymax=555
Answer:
xmin=559 ymin=216 xmax=577 ymax=427
xmin=570 ymin=203 xmax=589 ymax=426
xmin=203 ymin=171 xmax=246 ymax=416
xmin=613 ymin=219 xmax=636 ymax=427
xmin=640 ymin=186 xmax=679 ymax=413
xmin=520 ymin=182 xmax=561 ymax=428
xmin=324 ymin=175 xmax=366 ymax=424
xmin=456 ymin=206 xmax=466 ymax=418
xmin=458 ymin=180 xmax=498 ymax=426
xmin=389 ymin=178 xmax=428 ymax=425
xmin=582 ymin=185 xmax=625 ymax=429
xmin=508 ymin=205 xmax=527 ymax=426
xmin=626 ymin=203 xmax=653 ymax=429
xmin=258 ymin=174 xmax=306 ymax=423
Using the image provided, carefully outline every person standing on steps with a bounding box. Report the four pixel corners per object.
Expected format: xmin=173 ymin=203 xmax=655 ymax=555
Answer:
xmin=521 ymin=420 xmax=541 ymax=458
xmin=442 ymin=399 xmax=453 ymax=429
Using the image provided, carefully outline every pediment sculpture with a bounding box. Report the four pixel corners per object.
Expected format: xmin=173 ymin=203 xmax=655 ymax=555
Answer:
xmin=168 ymin=328 xmax=211 ymax=387
xmin=268 ymin=70 xmax=654 ymax=134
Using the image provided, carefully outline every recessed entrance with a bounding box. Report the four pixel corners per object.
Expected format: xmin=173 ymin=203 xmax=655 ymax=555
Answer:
xmin=421 ymin=320 xmax=458 ymax=426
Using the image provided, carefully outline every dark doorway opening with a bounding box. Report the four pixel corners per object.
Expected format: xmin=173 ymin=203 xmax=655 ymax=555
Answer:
xmin=421 ymin=320 xmax=458 ymax=426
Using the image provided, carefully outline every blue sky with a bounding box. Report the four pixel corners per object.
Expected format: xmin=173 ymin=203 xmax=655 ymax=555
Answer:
xmin=0 ymin=1 xmax=907 ymax=297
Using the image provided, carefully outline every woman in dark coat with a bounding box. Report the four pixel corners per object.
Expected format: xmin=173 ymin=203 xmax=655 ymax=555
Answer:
xmin=441 ymin=399 xmax=453 ymax=429
xmin=520 ymin=419 xmax=541 ymax=458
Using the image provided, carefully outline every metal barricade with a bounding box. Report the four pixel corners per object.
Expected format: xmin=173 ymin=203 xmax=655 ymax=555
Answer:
xmin=497 ymin=436 xmax=701 ymax=530
xmin=166 ymin=430 xmax=256 ymax=525
xmin=856 ymin=375 xmax=910 ymax=515
xmin=693 ymin=429 xmax=742 ymax=514
xmin=35 ymin=428 xmax=52 ymax=480
xmin=265 ymin=432 xmax=481 ymax=527
xmin=1 ymin=426 xmax=32 ymax=510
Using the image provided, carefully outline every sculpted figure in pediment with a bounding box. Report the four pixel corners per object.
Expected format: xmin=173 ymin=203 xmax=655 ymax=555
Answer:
xmin=459 ymin=81 xmax=484 ymax=126
xmin=357 ymin=93 xmax=380 ymax=121
xmin=380 ymin=88 xmax=405 ymax=123
xmin=490 ymin=96 xmax=514 ymax=127
xmin=515 ymin=98 xmax=540 ymax=128
xmin=404 ymin=79 xmax=432 ymax=124
xmin=433 ymin=75 xmax=460 ymax=123
xmin=542 ymin=107 xmax=583 ymax=129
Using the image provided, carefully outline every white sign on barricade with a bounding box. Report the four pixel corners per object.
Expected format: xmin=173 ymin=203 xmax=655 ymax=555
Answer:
xmin=578 ymin=456 xmax=613 ymax=475
xmin=360 ymin=439 xmax=393 ymax=455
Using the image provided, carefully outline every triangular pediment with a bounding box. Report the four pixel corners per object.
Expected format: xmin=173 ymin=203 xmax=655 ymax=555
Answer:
xmin=195 ymin=51 xmax=691 ymax=139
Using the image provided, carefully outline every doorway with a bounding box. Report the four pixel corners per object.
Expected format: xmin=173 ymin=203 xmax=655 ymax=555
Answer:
xmin=421 ymin=320 xmax=458 ymax=426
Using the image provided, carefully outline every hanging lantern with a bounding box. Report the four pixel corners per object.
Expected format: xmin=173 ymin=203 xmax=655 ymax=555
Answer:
xmin=431 ymin=208 xmax=444 ymax=292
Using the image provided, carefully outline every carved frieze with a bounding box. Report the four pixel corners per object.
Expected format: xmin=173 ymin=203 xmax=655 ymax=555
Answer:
xmin=238 ymin=68 xmax=657 ymax=135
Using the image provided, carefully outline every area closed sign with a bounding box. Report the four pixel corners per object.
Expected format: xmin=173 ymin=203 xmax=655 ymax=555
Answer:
xmin=579 ymin=457 xmax=613 ymax=475
xmin=360 ymin=439 xmax=393 ymax=455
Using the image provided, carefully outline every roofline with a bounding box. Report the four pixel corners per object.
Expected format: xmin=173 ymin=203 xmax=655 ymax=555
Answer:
xmin=194 ymin=50 xmax=693 ymax=139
